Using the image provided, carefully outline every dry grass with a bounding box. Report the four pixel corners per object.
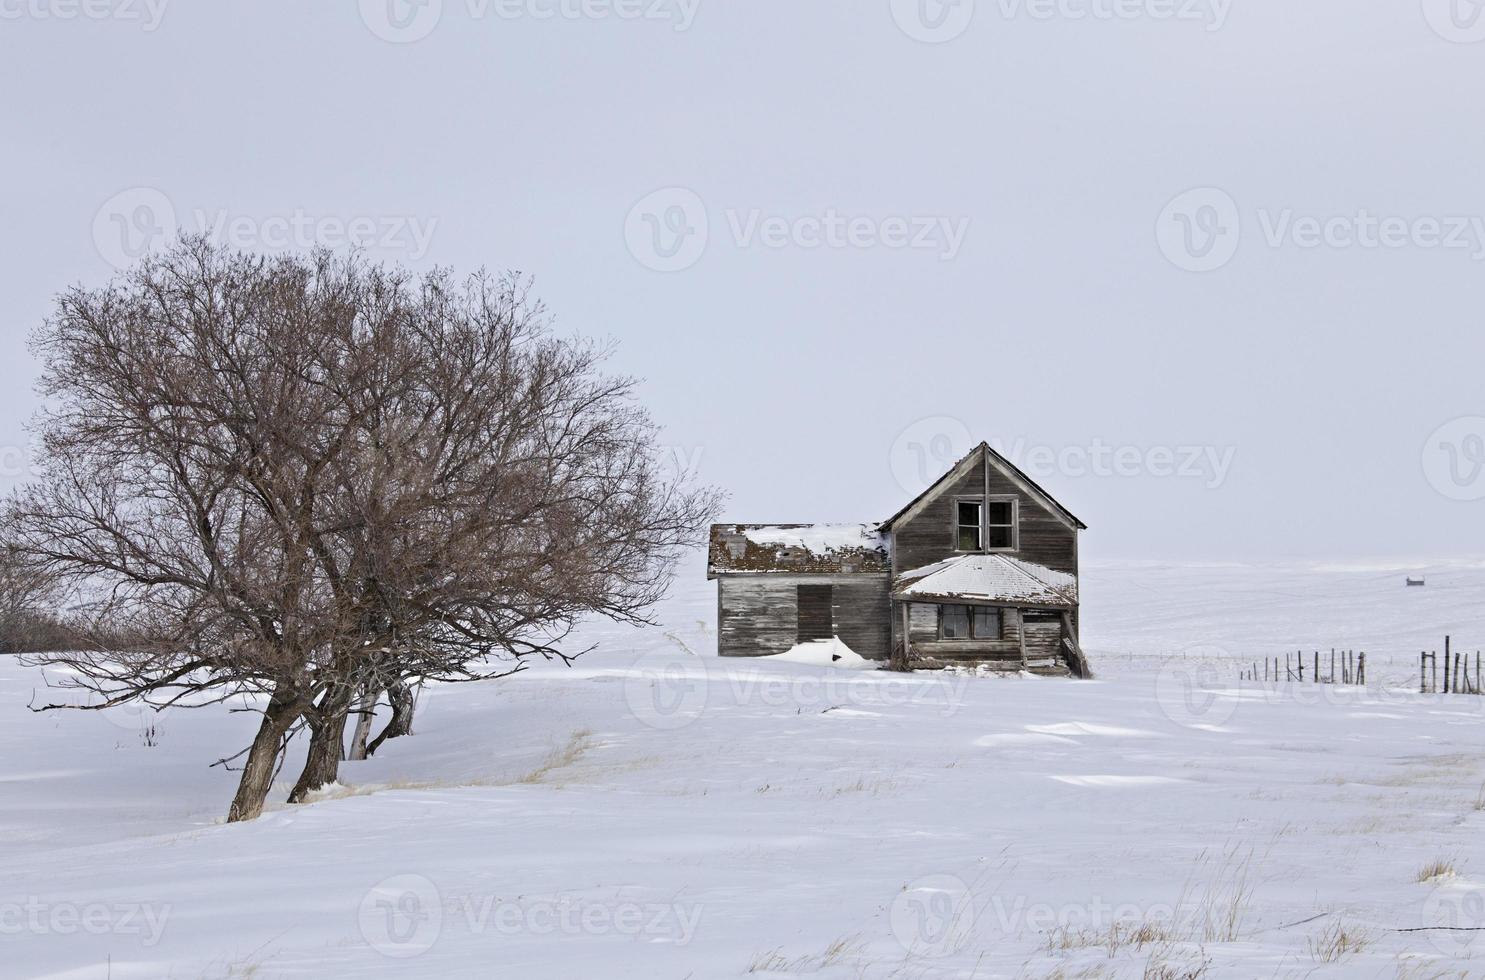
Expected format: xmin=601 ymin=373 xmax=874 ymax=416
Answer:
xmin=1416 ymin=858 xmax=1457 ymax=883
xmin=1142 ymin=948 xmax=1211 ymax=980
xmin=513 ymin=728 xmax=593 ymax=785
xmin=745 ymin=935 xmax=863 ymax=974
xmin=1045 ymin=919 xmax=1176 ymax=957
xmin=825 ymin=776 xmax=898 ymax=798
xmin=1178 ymin=846 xmax=1256 ymax=943
xmin=1394 ymin=960 xmax=1472 ymax=980
xmin=1307 ymin=919 xmax=1371 ymax=963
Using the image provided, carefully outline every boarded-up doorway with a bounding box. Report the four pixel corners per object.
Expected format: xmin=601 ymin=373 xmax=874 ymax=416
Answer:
xmin=797 ymin=584 xmax=833 ymax=642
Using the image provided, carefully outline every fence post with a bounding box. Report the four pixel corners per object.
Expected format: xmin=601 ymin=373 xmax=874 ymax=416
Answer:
xmin=1358 ymin=652 xmax=1366 ymax=686
xmin=1445 ymin=636 xmax=1452 ymax=695
xmin=1421 ymin=652 xmax=1427 ymax=693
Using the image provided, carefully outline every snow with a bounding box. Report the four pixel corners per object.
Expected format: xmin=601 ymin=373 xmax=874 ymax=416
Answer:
xmin=896 ymin=553 xmax=1080 ymax=605
xmin=761 ymin=636 xmax=875 ymax=670
xmin=739 ymin=523 xmax=885 ymax=556
xmin=4 ymin=557 xmax=1485 ymax=977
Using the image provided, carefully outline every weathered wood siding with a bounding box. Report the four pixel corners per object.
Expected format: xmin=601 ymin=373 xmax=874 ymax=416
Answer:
xmin=891 ymin=455 xmax=1079 ymax=577
xmin=717 ymin=574 xmax=892 ymax=660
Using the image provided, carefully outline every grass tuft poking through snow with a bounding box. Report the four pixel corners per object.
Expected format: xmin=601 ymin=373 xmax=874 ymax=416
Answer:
xmin=1415 ymin=857 xmax=1457 ymax=883
xmin=1306 ymin=919 xmax=1372 ymax=964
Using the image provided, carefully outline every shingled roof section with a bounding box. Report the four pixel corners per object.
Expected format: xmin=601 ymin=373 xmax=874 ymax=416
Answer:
xmin=707 ymin=524 xmax=891 ymax=577
xmin=893 ymin=554 xmax=1079 ymax=608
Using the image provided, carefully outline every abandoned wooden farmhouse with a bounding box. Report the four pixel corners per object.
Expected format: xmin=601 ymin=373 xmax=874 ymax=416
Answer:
xmin=708 ymin=443 xmax=1090 ymax=676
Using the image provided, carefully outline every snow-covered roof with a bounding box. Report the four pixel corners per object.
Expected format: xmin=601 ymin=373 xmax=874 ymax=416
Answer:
xmin=894 ymin=554 xmax=1079 ymax=607
xmin=707 ymin=524 xmax=890 ymax=576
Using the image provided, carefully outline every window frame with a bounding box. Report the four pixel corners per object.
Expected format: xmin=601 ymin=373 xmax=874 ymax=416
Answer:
xmin=938 ymin=603 xmax=1005 ymax=641
xmin=984 ymin=495 xmax=1020 ymax=553
xmin=953 ymin=497 xmax=984 ymax=552
xmin=951 ymin=495 xmax=1020 ymax=553
xmin=971 ymin=606 xmax=1003 ymax=640
xmin=938 ymin=603 xmax=972 ymax=640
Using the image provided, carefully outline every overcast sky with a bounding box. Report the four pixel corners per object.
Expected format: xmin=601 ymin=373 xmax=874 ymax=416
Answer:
xmin=3 ymin=0 xmax=1484 ymax=562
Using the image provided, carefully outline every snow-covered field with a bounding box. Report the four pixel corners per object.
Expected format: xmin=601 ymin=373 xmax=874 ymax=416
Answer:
xmin=5 ymin=557 xmax=1485 ymax=979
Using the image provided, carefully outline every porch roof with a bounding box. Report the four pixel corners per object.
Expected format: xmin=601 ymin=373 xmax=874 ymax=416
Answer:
xmin=893 ymin=554 xmax=1078 ymax=608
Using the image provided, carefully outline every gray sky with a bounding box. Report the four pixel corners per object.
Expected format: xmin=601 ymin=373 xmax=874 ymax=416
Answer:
xmin=3 ymin=0 xmax=1485 ymax=562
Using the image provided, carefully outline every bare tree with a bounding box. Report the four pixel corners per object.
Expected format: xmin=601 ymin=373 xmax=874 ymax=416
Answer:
xmin=10 ymin=238 xmax=717 ymax=819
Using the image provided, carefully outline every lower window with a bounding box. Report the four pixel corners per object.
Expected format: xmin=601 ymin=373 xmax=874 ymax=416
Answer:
xmin=940 ymin=604 xmax=1002 ymax=640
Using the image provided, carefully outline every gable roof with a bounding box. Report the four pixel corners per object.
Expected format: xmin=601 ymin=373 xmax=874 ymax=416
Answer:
xmin=877 ymin=442 xmax=1087 ymax=532
xmin=707 ymin=524 xmax=891 ymax=577
xmin=894 ymin=554 xmax=1079 ymax=608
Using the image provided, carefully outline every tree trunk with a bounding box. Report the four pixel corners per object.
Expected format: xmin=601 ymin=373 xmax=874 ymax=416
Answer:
xmin=365 ymin=679 xmax=415 ymax=757
xmin=227 ymin=692 xmax=303 ymax=823
xmin=347 ymin=684 xmax=381 ymax=762
xmin=287 ymin=687 xmax=353 ymax=803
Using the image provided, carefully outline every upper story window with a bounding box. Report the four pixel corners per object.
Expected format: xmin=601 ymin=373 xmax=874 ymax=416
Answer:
xmin=954 ymin=496 xmax=1019 ymax=552
xmin=955 ymin=500 xmax=982 ymax=551
xmin=987 ymin=498 xmax=1017 ymax=549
